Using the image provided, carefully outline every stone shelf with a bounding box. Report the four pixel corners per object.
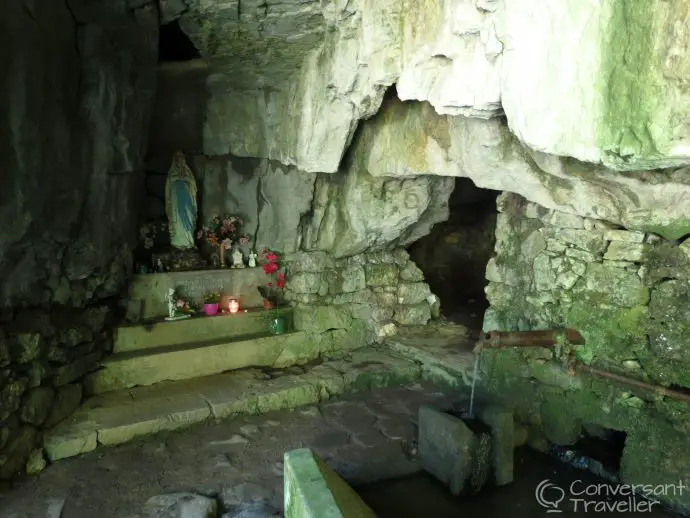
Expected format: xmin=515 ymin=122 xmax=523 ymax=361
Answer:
xmin=128 ymin=267 xmax=267 ymax=319
xmin=114 ymin=307 xmax=293 ymax=354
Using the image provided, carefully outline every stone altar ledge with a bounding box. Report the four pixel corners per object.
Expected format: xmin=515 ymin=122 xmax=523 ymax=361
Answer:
xmin=128 ymin=267 xmax=266 ymax=319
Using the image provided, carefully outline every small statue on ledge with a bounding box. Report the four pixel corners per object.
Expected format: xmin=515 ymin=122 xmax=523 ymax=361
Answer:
xmin=248 ymin=250 xmax=257 ymax=268
xmin=165 ymin=288 xmax=193 ymax=321
xmin=231 ymin=248 xmax=245 ymax=268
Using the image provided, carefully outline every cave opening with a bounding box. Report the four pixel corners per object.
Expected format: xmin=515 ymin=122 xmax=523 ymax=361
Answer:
xmin=408 ymin=178 xmax=500 ymax=331
xmin=158 ymin=19 xmax=201 ymax=62
xmin=574 ymin=425 xmax=628 ymax=476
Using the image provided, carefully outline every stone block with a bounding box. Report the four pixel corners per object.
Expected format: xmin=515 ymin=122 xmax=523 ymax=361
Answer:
xmin=393 ymin=304 xmax=431 ymax=326
xmin=555 ymin=229 xmax=606 ymax=254
xmin=293 ymin=306 xmax=352 ymax=334
xmin=0 ymin=426 xmax=38 ymax=480
xmin=476 ymin=405 xmax=514 ymax=486
xmin=604 ymin=241 xmax=646 ymax=262
xmin=418 ymin=406 xmax=492 ymax=496
xmin=44 ymin=423 xmax=97 ymax=462
xmin=0 ymin=380 xmax=28 ymax=421
xmin=52 ymin=352 xmax=101 ymax=386
xmin=604 ymin=229 xmax=645 ymax=243
xmin=328 ymin=266 xmax=366 ymax=294
xmin=289 ymin=272 xmax=323 ymax=294
xmin=20 ymin=387 xmax=55 ymax=426
xmin=581 ymin=263 xmax=649 ymax=307
xmin=396 ymin=282 xmax=431 ymax=305
xmin=549 ymin=211 xmax=584 ymax=229
xmin=399 ymin=261 xmax=425 ymax=282
xmin=365 ymin=264 xmax=399 ymax=287
xmin=25 ymin=448 xmax=46 ymax=475
xmin=283 ymin=448 xmax=376 ymax=518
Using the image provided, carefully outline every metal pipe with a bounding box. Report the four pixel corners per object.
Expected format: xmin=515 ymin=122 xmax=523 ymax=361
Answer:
xmin=474 ymin=329 xmax=585 ymax=352
xmin=575 ymin=363 xmax=690 ymax=404
xmin=473 ymin=329 xmax=690 ymax=404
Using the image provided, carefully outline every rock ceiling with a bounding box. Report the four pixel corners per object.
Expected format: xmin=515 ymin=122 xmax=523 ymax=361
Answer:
xmin=161 ymin=0 xmax=690 ymax=239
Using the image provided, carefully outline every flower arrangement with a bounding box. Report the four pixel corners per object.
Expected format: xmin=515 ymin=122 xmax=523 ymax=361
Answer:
xmin=257 ymin=249 xmax=286 ymax=307
xmin=139 ymin=222 xmax=168 ymax=250
xmin=197 ymin=214 xmax=250 ymax=251
xmin=203 ymin=292 xmax=220 ymax=304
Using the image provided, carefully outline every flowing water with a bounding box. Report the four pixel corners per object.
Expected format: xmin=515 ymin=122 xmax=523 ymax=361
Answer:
xmin=467 ymin=351 xmax=481 ymax=418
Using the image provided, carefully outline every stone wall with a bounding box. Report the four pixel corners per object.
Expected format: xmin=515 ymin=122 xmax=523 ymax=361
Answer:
xmin=284 ymin=249 xmax=440 ymax=345
xmin=0 ymin=1 xmax=158 ymax=478
xmin=481 ymin=192 xmax=690 ymax=510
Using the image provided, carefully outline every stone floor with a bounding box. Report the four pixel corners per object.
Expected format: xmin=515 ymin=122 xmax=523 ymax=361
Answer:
xmin=0 ymin=384 xmax=462 ymax=518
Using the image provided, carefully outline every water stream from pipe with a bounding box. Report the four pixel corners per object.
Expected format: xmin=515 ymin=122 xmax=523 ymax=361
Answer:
xmin=467 ymin=351 xmax=481 ymax=418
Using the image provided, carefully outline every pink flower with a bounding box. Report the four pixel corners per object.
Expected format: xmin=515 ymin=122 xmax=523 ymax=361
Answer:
xmin=222 ymin=238 xmax=232 ymax=250
xmin=176 ymin=300 xmax=184 ymax=308
xmin=239 ymin=236 xmax=249 ymax=245
xmin=223 ymin=218 xmax=233 ymax=226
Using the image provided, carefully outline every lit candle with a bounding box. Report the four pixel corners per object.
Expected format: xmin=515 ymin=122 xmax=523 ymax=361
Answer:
xmin=228 ymin=299 xmax=239 ymax=314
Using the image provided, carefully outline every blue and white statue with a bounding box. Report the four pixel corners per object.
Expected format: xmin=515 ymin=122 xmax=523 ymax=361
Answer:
xmin=165 ymin=151 xmax=198 ymax=249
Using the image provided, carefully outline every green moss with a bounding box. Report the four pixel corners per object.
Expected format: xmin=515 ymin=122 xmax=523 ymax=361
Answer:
xmin=566 ymin=301 xmax=648 ymax=361
xmin=599 ymin=1 xmax=663 ymax=164
xmin=638 ymin=219 xmax=690 ymax=241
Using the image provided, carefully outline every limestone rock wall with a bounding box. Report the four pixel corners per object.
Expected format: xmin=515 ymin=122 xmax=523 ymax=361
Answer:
xmin=481 ymin=192 xmax=690 ymax=510
xmin=0 ymin=1 xmax=158 ymax=478
xmin=284 ymin=249 xmax=439 ymax=344
xmin=191 ymin=101 xmax=455 ymax=257
xmin=165 ymin=0 xmax=690 ymax=173
xmin=484 ymin=192 xmax=690 ymax=388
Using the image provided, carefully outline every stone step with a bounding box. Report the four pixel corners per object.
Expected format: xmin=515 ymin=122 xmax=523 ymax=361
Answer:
xmin=86 ymin=330 xmax=316 ymax=395
xmin=114 ymin=307 xmax=293 ymax=354
xmin=44 ymin=348 xmax=422 ymax=462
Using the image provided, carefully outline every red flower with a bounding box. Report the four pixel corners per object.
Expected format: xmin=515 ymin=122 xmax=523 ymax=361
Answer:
xmin=277 ymin=272 xmax=285 ymax=281
xmin=265 ymin=252 xmax=278 ymax=263
xmin=276 ymin=279 xmax=286 ymax=289
xmin=267 ymin=282 xmax=273 ymax=287
xmin=263 ymin=262 xmax=279 ymax=274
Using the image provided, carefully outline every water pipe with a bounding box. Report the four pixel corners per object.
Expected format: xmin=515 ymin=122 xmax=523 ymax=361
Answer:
xmin=473 ymin=329 xmax=585 ymax=352
xmin=575 ymin=363 xmax=690 ymax=404
xmin=473 ymin=329 xmax=690 ymax=404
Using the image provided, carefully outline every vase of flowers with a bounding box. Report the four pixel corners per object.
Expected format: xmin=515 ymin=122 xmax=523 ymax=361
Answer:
xmin=197 ymin=214 xmax=250 ymax=268
xmin=257 ymin=249 xmax=287 ymax=334
xmin=203 ymin=292 xmax=220 ymax=316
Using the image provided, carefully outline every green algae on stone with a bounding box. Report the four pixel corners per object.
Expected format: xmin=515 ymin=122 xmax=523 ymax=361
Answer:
xmin=599 ymin=0 xmax=664 ymax=167
xmin=566 ymin=301 xmax=648 ymax=362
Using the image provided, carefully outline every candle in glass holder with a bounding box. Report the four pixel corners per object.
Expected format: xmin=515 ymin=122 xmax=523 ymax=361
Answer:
xmin=228 ymin=299 xmax=240 ymax=314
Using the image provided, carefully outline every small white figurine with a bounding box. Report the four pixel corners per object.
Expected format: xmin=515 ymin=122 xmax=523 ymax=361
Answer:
xmin=166 ymin=288 xmax=176 ymax=319
xmin=231 ymin=248 xmax=245 ymax=268
xmin=248 ymin=250 xmax=257 ymax=268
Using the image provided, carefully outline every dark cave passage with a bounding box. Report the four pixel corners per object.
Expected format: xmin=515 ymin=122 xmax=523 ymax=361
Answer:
xmin=408 ymin=178 xmax=500 ymax=330
xmin=158 ymin=19 xmax=201 ymax=62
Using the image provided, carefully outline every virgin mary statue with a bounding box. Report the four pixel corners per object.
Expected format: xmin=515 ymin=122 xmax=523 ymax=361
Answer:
xmin=165 ymin=151 xmax=198 ymax=249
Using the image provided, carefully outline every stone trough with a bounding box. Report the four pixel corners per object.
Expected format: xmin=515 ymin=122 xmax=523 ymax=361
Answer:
xmin=418 ymin=404 xmax=514 ymax=496
xmin=282 ymin=404 xmax=516 ymax=517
